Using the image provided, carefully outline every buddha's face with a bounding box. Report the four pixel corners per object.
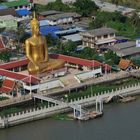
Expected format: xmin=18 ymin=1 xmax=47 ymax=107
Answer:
xmin=32 ymin=24 xmax=39 ymax=36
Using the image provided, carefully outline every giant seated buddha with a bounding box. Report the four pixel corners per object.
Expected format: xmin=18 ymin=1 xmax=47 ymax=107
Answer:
xmin=25 ymin=13 xmax=65 ymax=75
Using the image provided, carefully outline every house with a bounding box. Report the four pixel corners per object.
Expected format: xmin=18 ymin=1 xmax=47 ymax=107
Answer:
xmin=80 ymin=27 xmax=116 ymax=49
xmin=0 ymin=0 xmax=32 ymax=11
xmin=48 ymin=12 xmax=81 ymax=25
xmin=0 ymin=15 xmax=18 ymax=30
xmin=39 ymin=11 xmax=81 ymax=25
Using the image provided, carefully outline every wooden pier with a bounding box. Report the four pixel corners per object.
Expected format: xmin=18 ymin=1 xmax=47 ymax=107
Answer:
xmin=120 ymin=96 xmax=136 ymax=103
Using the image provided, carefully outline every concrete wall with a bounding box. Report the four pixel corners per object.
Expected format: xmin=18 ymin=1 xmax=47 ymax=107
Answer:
xmin=23 ymin=79 xmax=65 ymax=91
xmin=74 ymin=68 xmax=102 ymax=83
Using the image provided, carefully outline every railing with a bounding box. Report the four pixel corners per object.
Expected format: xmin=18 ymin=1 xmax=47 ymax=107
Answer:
xmin=0 ymin=94 xmax=32 ymax=107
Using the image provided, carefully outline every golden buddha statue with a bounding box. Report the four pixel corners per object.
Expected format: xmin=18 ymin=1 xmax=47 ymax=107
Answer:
xmin=25 ymin=12 xmax=65 ymax=75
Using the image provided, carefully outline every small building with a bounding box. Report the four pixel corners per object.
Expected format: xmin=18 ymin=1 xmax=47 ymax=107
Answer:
xmin=119 ymin=59 xmax=132 ymax=70
xmin=0 ymin=0 xmax=32 ymax=11
xmin=45 ymin=12 xmax=81 ymax=25
xmin=80 ymin=27 xmax=116 ymax=49
xmin=38 ymin=10 xmax=62 ymax=20
xmin=0 ymin=15 xmax=18 ymax=30
xmin=108 ymin=41 xmax=140 ymax=58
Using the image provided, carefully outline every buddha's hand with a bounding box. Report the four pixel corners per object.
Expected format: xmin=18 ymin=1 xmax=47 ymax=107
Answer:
xmin=35 ymin=65 xmax=40 ymax=72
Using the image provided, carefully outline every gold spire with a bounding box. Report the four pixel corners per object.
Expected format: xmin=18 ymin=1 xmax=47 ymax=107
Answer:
xmin=30 ymin=11 xmax=39 ymax=28
xmin=33 ymin=11 xmax=36 ymax=19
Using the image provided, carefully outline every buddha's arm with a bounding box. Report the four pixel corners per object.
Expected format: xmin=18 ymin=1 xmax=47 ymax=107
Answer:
xmin=25 ymin=40 xmax=39 ymax=68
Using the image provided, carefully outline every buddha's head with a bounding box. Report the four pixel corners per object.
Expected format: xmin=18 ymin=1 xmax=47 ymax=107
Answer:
xmin=30 ymin=12 xmax=40 ymax=36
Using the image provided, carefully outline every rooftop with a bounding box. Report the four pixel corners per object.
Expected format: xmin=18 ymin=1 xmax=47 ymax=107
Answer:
xmin=62 ymin=33 xmax=82 ymax=42
xmin=117 ymin=47 xmax=140 ymax=57
xmin=1 ymin=0 xmax=30 ymax=8
xmin=39 ymin=10 xmax=62 ymax=16
xmin=16 ymin=9 xmax=31 ymax=16
xmin=81 ymin=27 xmax=116 ymax=37
xmin=0 ymin=15 xmax=17 ymax=20
xmin=119 ymin=59 xmax=131 ymax=70
xmin=114 ymin=41 xmax=136 ymax=50
xmin=46 ymin=12 xmax=81 ymax=21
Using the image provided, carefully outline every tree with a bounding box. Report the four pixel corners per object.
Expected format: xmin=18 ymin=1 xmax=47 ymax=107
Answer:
xmin=131 ymin=11 xmax=140 ymax=32
xmin=46 ymin=33 xmax=59 ymax=47
xmin=104 ymin=50 xmax=120 ymax=65
xmin=74 ymin=0 xmax=98 ymax=17
xmin=35 ymin=0 xmax=72 ymax=12
xmin=63 ymin=40 xmax=77 ymax=54
xmin=0 ymin=50 xmax=12 ymax=62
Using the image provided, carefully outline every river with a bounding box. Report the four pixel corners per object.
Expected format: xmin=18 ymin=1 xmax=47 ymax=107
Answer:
xmin=0 ymin=98 xmax=140 ymax=140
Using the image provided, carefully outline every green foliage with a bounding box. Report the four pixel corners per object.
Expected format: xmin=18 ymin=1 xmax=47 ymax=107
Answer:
xmin=89 ymin=11 xmax=140 ymax=39
xmin=52 ymin=114 xmax=73 ymax=121
xmin=74 ymin=0 xmax=98 ymax=17
xmin=132 ymin=57 xmax=140 ymax=67
xmin=46 ymin=33 xmax=59 ymax=47
xmin=35 ymin=0 xmax=72 ymax=12
xmin=67 ymin=78 xmax=139 ymax=101
xmin=0 ymin=97 xmax=9 ymax=101
xmin=107 ymin=0 xmax=140 ymax=9
xmin=0 ymin=50 xmax=12 ymax=62
xmin=104 ymin=50 xmax=120 ymax=65
xmin=0 ymin=107 xmax=23 ymax=116
xmin=53 ymin=41 xmax=118 ymax=65
xmin=53 ymin=40 xmax=77 ymax=55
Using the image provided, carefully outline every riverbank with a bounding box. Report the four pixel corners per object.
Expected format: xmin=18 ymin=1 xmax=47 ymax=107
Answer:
xmin=0 ymin=98 xmax=140 ymax=140
xmin=0 ymin=82 xmax=140 ymax=129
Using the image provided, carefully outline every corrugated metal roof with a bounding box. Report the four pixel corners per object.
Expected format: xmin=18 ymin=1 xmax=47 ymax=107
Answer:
xmin=62 ymin=33 xmax=82 ymax=42
xmin=16 ymin=9 xmax=31 ymax=16
xmin=81 ymin=28 xmax=116 ymax=37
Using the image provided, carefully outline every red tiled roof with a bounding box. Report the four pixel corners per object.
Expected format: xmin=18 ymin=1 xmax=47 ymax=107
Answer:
xmin=49 ymin=54 xmax=102 ymax=67
xmin=0 ymin=87 xmax=12 ymax=93
xmin=0 ymin=79 xmax=15 ymax=93
xmin=0 ymin=58 xmax=29 ymax=70
xmin=0 ymin=69 xmax=39 ymax=84
xmin=0 ymin=54 xmax=112 ymax=84
xmin=104 ymin=64 xmax=112 ymax=71
xmin=119 ymin=59 xmax=131 ymax=70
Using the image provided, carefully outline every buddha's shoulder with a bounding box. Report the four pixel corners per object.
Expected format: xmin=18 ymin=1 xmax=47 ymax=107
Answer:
xmin=26 ymin=36 xmax=45 ymax=44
